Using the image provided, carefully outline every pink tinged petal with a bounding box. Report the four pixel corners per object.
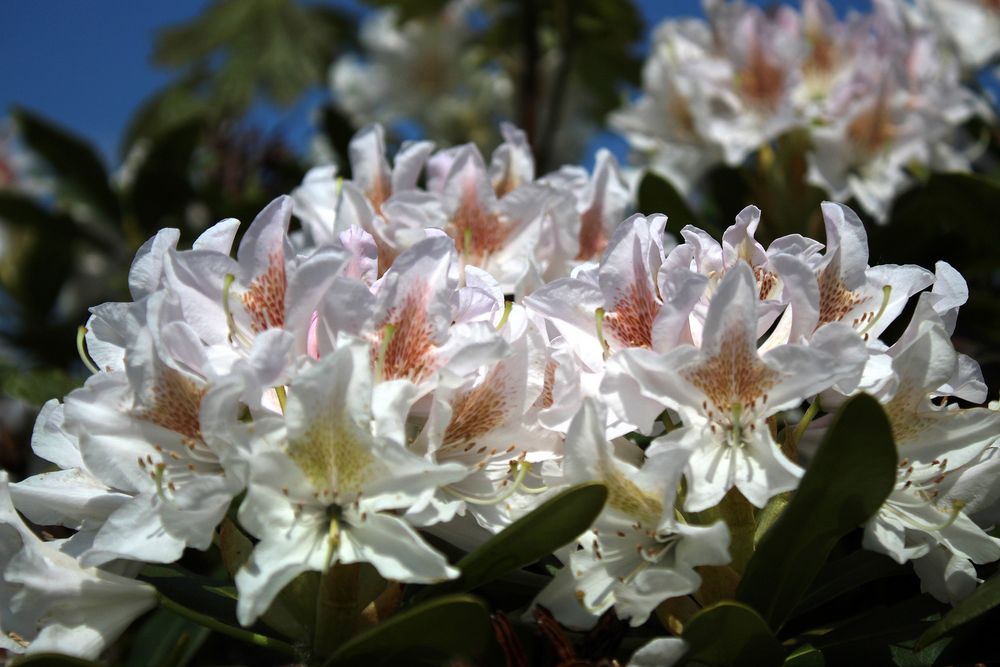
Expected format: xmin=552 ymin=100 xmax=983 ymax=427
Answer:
xmin=721 ymin=205 xmax=767 ymax=270
xmin=338 ymin=225 xmax=379 ymax=284
xmin=128 ymin=228 xmax=180 ymax=299
xmin=393 ymin=140 xmax=435 ymax=192
xmin=599 ymin=216 xmax=667 ymax=350
xmin=163 ymin=248 xmax=240 ymax=345
xmin=348 ymin=124 xmax=393 ymax=214
xmin=244 ymin=328 xmax=294 ymax=389
xmin=293 ymin=165 xmax=340 ymax=246
xmin=339 ymin=513 xmax=458 ymax=583
xmin=765 ymin=253 xmax=820 ymax=346
xmin=192 ymin=217 xmax=239 ymax=253
xmin=285 ymin=246 xmax=350 ymax=353
xmin=316 ymin=277 xmax=376 ymax=356
xmin=524 ymin=279 xmax=605 ymax=370
xmin=433 ymin=321 xmax=509 ymax=381
xmin=307 ymin=312 xmax=320 ymax=360
xmin=577 ymin=149 xmax=630 ymax=262
xmin=237 ymin=195 xmax=294 ymax=280
xmin=490 ymin=123 xmax=535 ymax=198
xmin=819 ymin=201 xmax=869 ymax=290
xmin=651 ymin=270 xmax=708 ymax=353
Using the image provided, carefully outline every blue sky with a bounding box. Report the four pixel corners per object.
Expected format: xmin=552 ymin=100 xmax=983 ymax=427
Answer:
xmin=0 ymin=0 xmax=886 ymax=167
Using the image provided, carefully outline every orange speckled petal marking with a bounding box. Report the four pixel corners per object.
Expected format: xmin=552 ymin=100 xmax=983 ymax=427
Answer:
xmin=683 ymin=326 xmax=779 ymax=410
xmin=373 ymin=286 xmax=439 ymax=383
xmin=242 ymin=250 xmax=287 ymax=333
xmin=137 ymin=368 xmax=206 ymax=443
xmin=606 ymin=277 xmax=658 ymax=349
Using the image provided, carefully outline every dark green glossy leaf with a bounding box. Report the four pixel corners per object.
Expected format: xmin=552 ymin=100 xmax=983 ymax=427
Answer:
xmin=323 ymin=594 xmax=493 ymax=666
xmin=917 ymin=568 xmax=1000 ymax=648
xmin=783 ymin=645 xmax=824 ymax=666
xmin=736 ymin=394 xmax=897 ymax=630
xmin=793 ymin=549 xmax=909 ymax=616
xmin=11 ymin=655 xmax=101 ymax=667
xmin=812 ymin=594 xmax=943 ymax=664
xmin=127 ymin=608 xmax=211 ymax=667
xmin=11 ymin=107 xmax=119 ymax=224
xmin=139 ymin=564 xmax=240 ymax=627
xmin=416 ymin=483 xmax=607 ymax=601
xmin=679 ymin=601 xmax=783 ymax=667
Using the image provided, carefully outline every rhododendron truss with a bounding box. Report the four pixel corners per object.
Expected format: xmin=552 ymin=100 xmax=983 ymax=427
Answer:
xmin=2 ymin=125 xmax=998 ymax=667
xmin=614 ymin=0 xmax=998 ymax=223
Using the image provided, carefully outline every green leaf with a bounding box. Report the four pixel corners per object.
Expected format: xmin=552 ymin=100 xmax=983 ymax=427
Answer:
xmin=0 ymin=365 xmax=83 ymax=407
xmin=11 ymin=655 xmax=102 ymax=667
xmin=636 ymin=172 xmax=707 ymax=234
xmin=917 ymin=568 xmax=1000 ymax=648
xmin=323 ymin=594 xmax=493 ymax=667
xmin=415 ymin=483 xmax=607 ymax=601
xmin=679 ymin=601 xmax=783 ymax=667
xmin=127 ymin=608 xmax=211 ymax=667
xmin=125 ymin=119 xmax=202 ymax=239
xmin=736 ymin=394 xmax=897 ymax=630
xmin=784 ymin=645 xmax=824 ymax=666
xmin=11 ymin=107 xmax=120 ymax=224
xmin=811 ymin=594 xmax=943 ymax=663
xmin=217 ymin=518 xmax=317 ymax=642
xmin=153 ymin=0 xmax=355 ymax=115
xmin=139 ymin=564 xmax=241 ymax=627
xmin=753 ymin=492 xmax=790 ymax=549
xmin=793 ymin=549 xmax=909 ymax=616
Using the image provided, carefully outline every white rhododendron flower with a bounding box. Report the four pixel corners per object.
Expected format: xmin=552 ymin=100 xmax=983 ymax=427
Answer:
xmin=615 ymin=0 xmax=993 ymax=221
xmin=0 ymin=472 xmax=156 ymax=658
xmin=532 ymin=399 xmax=730 ymax=628
xmin=5 ymin=122 xmax=998 ymax=659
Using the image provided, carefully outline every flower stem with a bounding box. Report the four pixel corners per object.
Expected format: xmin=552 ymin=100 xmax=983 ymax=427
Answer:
xmin=156 ymin=592 xmax=297 ymax=656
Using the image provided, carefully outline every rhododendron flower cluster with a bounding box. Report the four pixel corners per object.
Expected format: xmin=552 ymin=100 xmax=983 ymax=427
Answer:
xmin=2 ymin=125 xmax=998 ymax=663
xmin=613 ymin=0 xmax=997 ymax=221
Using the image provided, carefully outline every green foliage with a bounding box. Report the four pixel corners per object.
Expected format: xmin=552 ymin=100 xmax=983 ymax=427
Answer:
xmin=678 ymin=601 xmax=783 ymax=666
xmin=736 ymin=394 xmax=897 ymax=630
xmin=323 ymin=594 xmax=494 ymax=666
xmin=416 ymin=482 xmax=608 ymax=600
xmin=918 ymin=568 xmax=1000 ymax=648
xmin=152 ymin=0 xmax=354 ymax=117
xmin=0 ymin=365 xmax=82 ymax=407
xmin=11 ymin=107 xmax=119 ymax=225
xmin=875 ymin=172 xmax=1000 ymax=390
xmin=127 ymin=608 xmax=211 ymax=667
